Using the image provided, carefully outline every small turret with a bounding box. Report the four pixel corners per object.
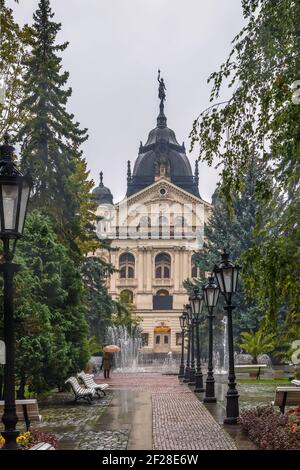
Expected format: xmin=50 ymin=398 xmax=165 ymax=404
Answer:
xmin=92 ymin=172 xmax=113 ymax=205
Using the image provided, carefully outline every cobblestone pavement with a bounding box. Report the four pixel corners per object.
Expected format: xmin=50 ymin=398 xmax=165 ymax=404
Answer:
xmin=33 ymin=392 xmax=123 ymax=450
xmin=96 ymin=373 xmax=237 ymax=450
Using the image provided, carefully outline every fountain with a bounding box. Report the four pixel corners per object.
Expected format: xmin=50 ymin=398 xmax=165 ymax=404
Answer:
xmin=106 ymin=325 xmax=145 ymax=373
xmin=162 ymin=352 xmax=179 ymax=374
xmin=214 ymin=316 xmax=229 ymax=374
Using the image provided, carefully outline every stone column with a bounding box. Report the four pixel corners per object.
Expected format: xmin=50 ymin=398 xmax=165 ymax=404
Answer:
xmin=182 ymin=248 xmax=189 ymax=290
xmin=174 ymin=247 xmax=180 ymax=291
xmin=146 ymin=247 xmax=152 ymax=292
xmin=137 ymin=247 xmax=143 ymax=292
xmin=110 ymin=251 xmax=117 ymax=292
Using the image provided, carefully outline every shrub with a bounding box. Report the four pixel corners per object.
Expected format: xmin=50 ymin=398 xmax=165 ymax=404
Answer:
xmin=0 ymin=429 xmax=58 ymax=450
xmin=238 ymin=405 xmax=300 ymax=450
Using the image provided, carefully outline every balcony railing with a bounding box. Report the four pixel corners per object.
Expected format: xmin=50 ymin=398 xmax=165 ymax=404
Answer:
xmin=116 ymin=278 xmax=138 ymax=287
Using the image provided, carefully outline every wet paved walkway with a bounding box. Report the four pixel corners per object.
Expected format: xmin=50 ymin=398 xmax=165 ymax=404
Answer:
xmin=96 ymin=373 xmax=237 ymax=450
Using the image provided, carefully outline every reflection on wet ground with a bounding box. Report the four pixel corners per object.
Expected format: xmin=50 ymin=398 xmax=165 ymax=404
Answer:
xmin=0 ymin=374 xmax=289 ymax=450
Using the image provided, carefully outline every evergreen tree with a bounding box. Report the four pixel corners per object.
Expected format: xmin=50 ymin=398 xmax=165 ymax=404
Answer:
xmin=15 ymin=0 xmax=94 ymax=257
xmin=192 ymin=156 xmax=265 ymax=338
xmin=82 ymin=256 xmax=115 ymax=344
xmin=4 ymin=210 xmax=90 ymax=395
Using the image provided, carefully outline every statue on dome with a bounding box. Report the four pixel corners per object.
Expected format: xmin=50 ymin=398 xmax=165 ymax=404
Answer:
xmin=157 ymin=69 xmax=166 ymax=103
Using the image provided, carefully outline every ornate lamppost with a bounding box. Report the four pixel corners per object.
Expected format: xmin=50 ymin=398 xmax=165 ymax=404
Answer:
xmin=178 ymin=308 xmax=188 ymax=378
xmin=214 ymin=250 xmax=240 ymax=424
xmin=0 ymin=134 xmax=32 ymax=450
xmin=187 ymin=303 xmax=196 ymax=385
xmin=190 ymin=287 xmax=205 ymax=393
xmin=203 ymin=276 xmax=220 ymax=403
xmin=183 ymin=304 xmax=191 ymax=383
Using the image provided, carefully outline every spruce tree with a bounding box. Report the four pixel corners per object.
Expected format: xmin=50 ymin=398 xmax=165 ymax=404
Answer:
xmin=9 ymin=211 xmax=89 ymax=395
xmin=16 ymin=0 xmax=93 ymax=256
xmin=82 ymin=256 xmax=115 ymax=344
xmin=193 ymin=156 xmax=265 ymax=338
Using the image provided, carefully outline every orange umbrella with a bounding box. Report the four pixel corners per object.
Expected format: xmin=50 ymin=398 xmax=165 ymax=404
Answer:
xmin=103 ymin=345 xmax=121 ymax=353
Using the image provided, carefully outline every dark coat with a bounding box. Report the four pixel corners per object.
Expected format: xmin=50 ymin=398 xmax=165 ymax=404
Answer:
xmin=103 ymin=352 xmax=111 ymax=370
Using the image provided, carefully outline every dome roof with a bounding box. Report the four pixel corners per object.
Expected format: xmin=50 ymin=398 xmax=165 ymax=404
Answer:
xmin=92 ymin=172 xmax=113 ymax=204
xmin=127 ymin=87 xmax=200 ymax=198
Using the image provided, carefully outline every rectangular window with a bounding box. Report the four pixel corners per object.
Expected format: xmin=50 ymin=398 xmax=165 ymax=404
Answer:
xmin=176 ymin=332 xmax=183 ymax=346
xmin=155 ymin=335 xmax=160 ymax=345
xmin=164 ymin=335 xmax=169 ymax=344
xmin=153 ymin=295 xmax=173 ymax=310
xmin=142 ymin=333 xmax=149 ymax=347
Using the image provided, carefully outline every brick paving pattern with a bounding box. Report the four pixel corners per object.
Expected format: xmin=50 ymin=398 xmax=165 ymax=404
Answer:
xmin=97 ymin=373 xmax=237 ymax=450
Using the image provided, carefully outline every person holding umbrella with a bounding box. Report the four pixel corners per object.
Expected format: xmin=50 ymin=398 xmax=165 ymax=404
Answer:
xmin=102 ymin=344 xmax=120 ymax=379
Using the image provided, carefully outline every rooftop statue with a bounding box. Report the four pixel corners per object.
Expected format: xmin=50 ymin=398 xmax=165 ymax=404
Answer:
xmin=157 ymin=69 xmax=166 ymax=103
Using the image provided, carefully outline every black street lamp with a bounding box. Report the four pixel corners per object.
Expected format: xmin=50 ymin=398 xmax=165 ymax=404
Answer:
xmin=190 ymin=287 xmax=205 ymax=393
xmin=183 ymin=304 xmax=191 ymax=383
xmin=0 ymin=134 xmax=32 ymax=450
xmin=187 ymin=301 xmax=196 ymax=386
xmin=178 ymin=308 xmax=188 ymax=378
xmin=214 ymin=250 xmax=240 ymax=424
xmin=203 ymin=276 xmax=220 ymax=403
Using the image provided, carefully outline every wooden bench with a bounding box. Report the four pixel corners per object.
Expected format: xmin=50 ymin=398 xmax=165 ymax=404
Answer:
xmin=30 ymin=442 xmax=55 ymax=451
xmin=77 ymin=371 xmax=109 ymax=398
xmin=235 ymin=364 xmax=267 ymax=379
xmin=272 ymin=386 xmax=300 ymax=413
xmin=0 ymin=399 xmax=41 ymax=431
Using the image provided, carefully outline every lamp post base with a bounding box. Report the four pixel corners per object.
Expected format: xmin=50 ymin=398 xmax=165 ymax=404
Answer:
xmin=223 ymin=416 xmax=238 ymax=425
xmin=178 ymin=364 xmax=185 ymax=378
xmin=224 ymin=392 xmax=239 ymax=425
xmin=0 ymin=430 xmax=20 ymax=451
xmin=188 ymin=368 xmax=196 ymax=385
xmin=183 ymin=367 xmax=190 ymax=382
xmin=203 ymin=396 xmax=217 ymax=403
xmin=204 ymin=375 xmax=216 ymax=402
xmin=194 ymin=372 xmax=205 ymax=393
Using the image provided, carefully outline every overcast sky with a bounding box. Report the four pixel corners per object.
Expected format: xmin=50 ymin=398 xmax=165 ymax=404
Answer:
xmin=7 ymin=0 xmax=245 ymax=203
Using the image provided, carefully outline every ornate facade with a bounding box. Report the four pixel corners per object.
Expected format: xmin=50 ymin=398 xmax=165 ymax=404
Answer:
xmin=93 ymin=75 xmax=210 ymax=355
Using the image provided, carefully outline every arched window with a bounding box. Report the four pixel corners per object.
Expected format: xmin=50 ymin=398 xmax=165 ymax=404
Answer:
xmin=119 ymin=252 xmax=135 ymax=278
xmin=191 ymin=262 xmax=205 ymax=279
xmin=174 ymin=216 xmax=186 ymax=227
xmin=158 ymin=215 xmax=169 ymax=226
xmin=140 ymin=216 xmax=151 ymax=228
xmin=120 ymin=289 xmax=134 ymax=303
xmin=191 ymin=265 xmax=198 ymax=278
xmin=155 ymin=252 xmax=171 ymax=279
xmin=156 ymin=289 xmax=169 ymax=296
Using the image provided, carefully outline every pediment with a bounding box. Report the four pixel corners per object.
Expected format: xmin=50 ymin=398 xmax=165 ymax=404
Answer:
xmin=116 ymin=178 xmax=210 ymax=209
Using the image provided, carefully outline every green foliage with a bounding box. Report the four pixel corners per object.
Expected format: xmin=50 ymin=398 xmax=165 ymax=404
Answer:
xmin=15 ymin=0 xmax=95 ymax=258
xmin=0 ymin=0 xmax=30 ymax=135
xmin=192 ymin=155 xmax=265 ymax=337
xmin=190 ymin=0 xmax=300 ymax=337
xmin=82 ymin=256 xmax=115 ymax=344
xmin=0 ymin=1 xmax=116 ymax=396
xmin=87 ymin=336 xmax=102 ymax=356
xmin=112 ymin=296 xmax=142 ymax=337
xmin=6 ymin=210 xmax=90 ymax=394
xmin=238 ymin=329 xmax=276 ymax=364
